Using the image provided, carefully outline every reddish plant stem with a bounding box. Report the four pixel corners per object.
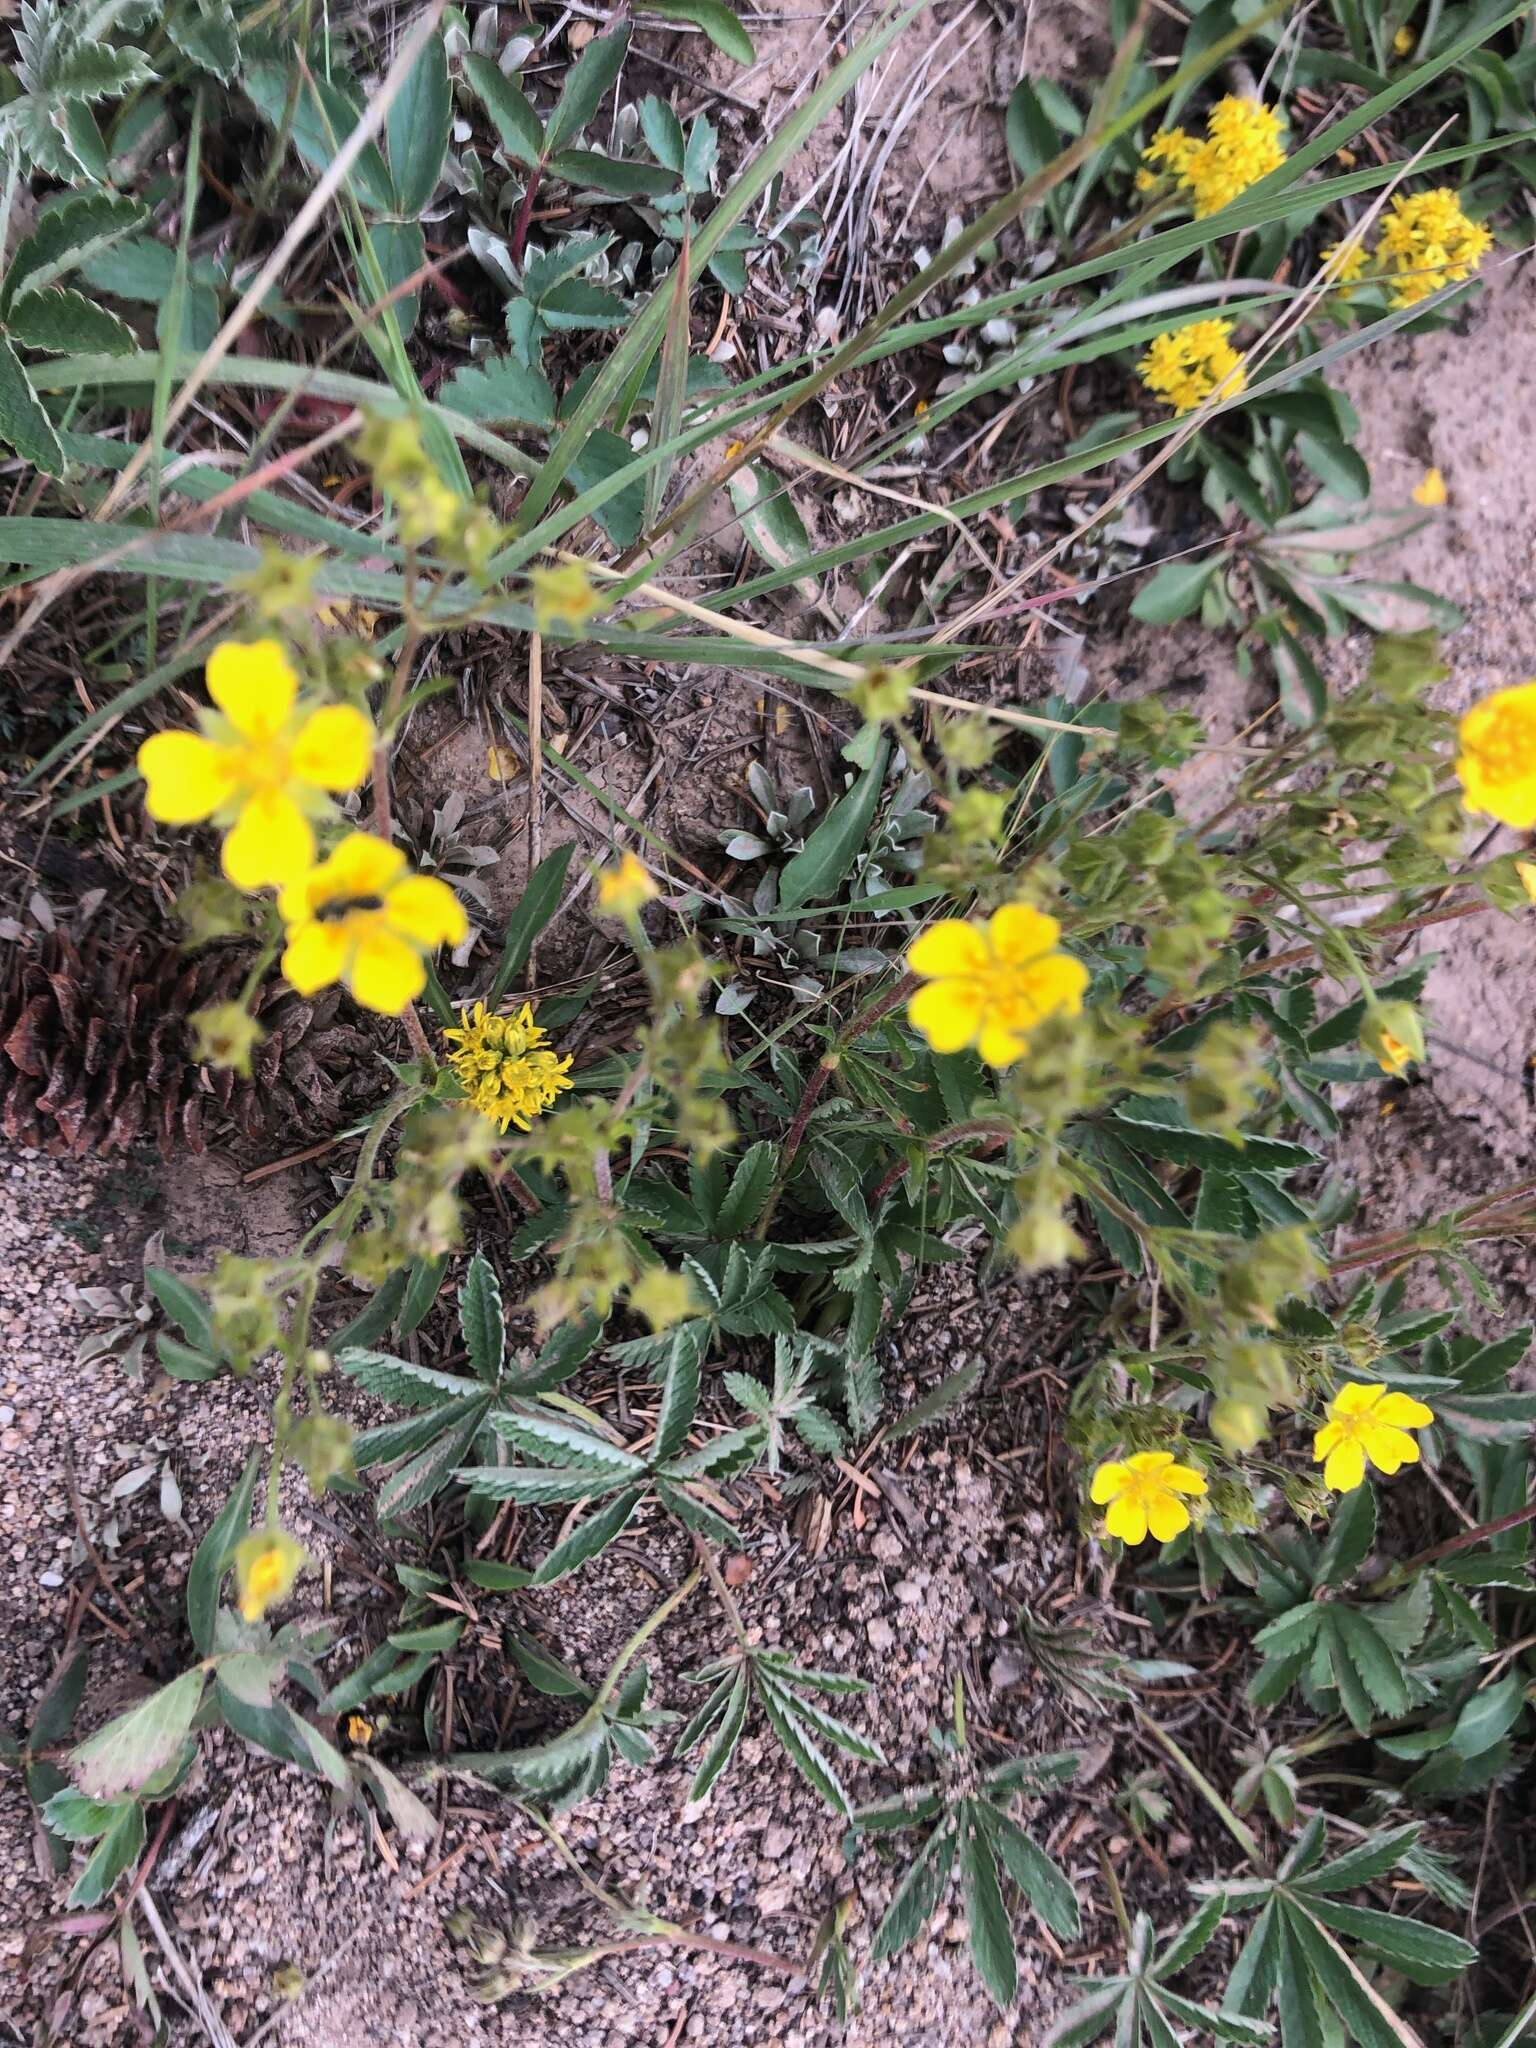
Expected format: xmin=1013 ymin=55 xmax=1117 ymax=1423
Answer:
xmin=1391 ymin=1501 xmax=1536 ymax=1577
xmin=508 ymin=169 xmax=543 ymax=268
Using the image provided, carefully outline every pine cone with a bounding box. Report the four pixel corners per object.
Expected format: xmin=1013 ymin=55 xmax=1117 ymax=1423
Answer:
xmin=0 ymin=932 xmax=381 ymax=1158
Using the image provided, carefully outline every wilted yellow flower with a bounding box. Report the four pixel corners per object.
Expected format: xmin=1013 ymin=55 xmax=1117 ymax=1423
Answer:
xmin=907 ymin=904 xmax=1089 ymax=1068
xmin=1313 ymin=1382 xmax=1435 ymax=1492
xmin=235 ymin=1527 xmax=308 ymax=1621
xmin=345 ymin=1715 xmax=374 ymax=1746
xmin=530 ymin=561 xmax=604 ymax=634
xmin=443 ymin=1000 xmax=574 ymax=1132
xmin=1090 ymin=1451 xmax=1208 ymax=1545
xmin=278 ymin=832 xmax=467 ymax=1014
xmin=1377 ymin=1030 xmax=1415 ymax=1076
xmin=596 ymin=851 xmax=659 ymax=918
xmin=1394 ymin=23 xmax=1416 ymax=52
xmin=1455 ymin=681 xmax=1536 ymax=828
xmin=1377 ymin=188 xmax=1492 ymax=306
xmin=1412 ymin=466 xmax=1447 ymax=507
xmin=1137 ymin=319 xmax=1247 ymax=415
xmin=137 ymin=639 xmax=374 ymax=890
xmin=190 ymin=1001 xmax=263 ymax=1076
xmin=848 ymin=661 xmax=917 ymax=724
xmin=629 ymin=1266 xmax=697 ymax=1331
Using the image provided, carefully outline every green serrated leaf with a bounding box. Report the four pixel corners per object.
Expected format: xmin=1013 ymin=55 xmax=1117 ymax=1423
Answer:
xmin=71 ymin=1670 xmax=204 ymax=1801
xmin=459 ymin=1252 xmax=506 ymax=1383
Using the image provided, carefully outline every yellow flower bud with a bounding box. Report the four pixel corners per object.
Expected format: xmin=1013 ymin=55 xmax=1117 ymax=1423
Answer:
xmin=595 ymin=851 xmax=659 ymax=919
xmin=190 ymin=1001 xmax=263 ymax=1077
xmin=234 ymin=1527 xmax=308 ymax=1622
xmin=529 ymin=561 xmax=604 ymax=635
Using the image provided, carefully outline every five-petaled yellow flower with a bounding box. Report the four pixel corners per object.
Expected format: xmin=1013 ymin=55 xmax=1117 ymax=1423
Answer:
xmin=1313 ymin=1382 xmax=1435 ymax=1493
xmin=278 ymin=832 xmax=467 ymax=1014
xmin=1091 ymin=1451 xmax=1208 ymax=1545
xmin=137 ymin=639 xmax=373 ymax=890
xmin=596 ymin=851 xmax=659 ymax=918
xmin=1455 ymin=681 xmax=1536 ymax=829
xmin=443 ymin=1000 xmax=574 ymax=1132
xmin=907 ymin=904 xmax=1088 ymax=1068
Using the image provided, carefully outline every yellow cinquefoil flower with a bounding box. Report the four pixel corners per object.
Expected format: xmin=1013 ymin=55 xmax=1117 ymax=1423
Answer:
xmin=1313 ymin=1382 xmax=1435 ymax=1492
xmin=278 ymin=832 xmax=466 ymax=1014
xmin=1137 ymin=319 xmax=1248 ymax=415
xmin=1090 ymin=1451 xmax=1208 ymax=1545
xmin=907 ymin=904 xmax=1088 ymax=1068
xmin=137 ymin=639 xmax=373 ymax=890
xmin=234 ymin=1527 xmax=308 ymax=1621
xmin=1139 ymin=98 xmax=1285 ymax=218
xmin=1377 ymin=188 xmax=1492 ymax=307
xmin=443 ymin=1000 xmax=574 ymax=1132
xmin=1455 ymin=681 xmax=1536 ymax=828
xmin=596 ymin=851 xmax=659 ymax=918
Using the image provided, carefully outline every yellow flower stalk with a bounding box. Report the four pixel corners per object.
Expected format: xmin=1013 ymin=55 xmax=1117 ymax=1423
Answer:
xmin=235 ymin=1527 xmax=308 ymax=1622
xmin=906 ymin=904 xmax=1088 ymax=1068
xmin=1090 ymin=1452 xmax=1208 ymax=1545
xmin=596 ymin=851 xmax=660 ymax=918
xmin=1313 ymin=1382 xmax=1435 ymax=1492
xmin=137 ymin=639 xmax=374 ymax=890
xmin=1137 ymin=319 xmax=1247 ymax=416
xmin=1455 ymin=681 xmax=1536 ymax=829
xmin=1377 ymin=188 xmax=1492 ymax=307
xmin=1138 ymin=98 xmax=1285 ymax=218
xmin=443 ymin=1001 xmax=574 ymax=1132
xmin=278 ymin=832 xmax=467 ymax=1015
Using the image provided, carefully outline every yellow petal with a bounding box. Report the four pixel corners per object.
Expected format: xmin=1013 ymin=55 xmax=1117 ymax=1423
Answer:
xmin=1125 ymin=1452 xmax=1174 ymax=1475
xmin=1373 ymin=1391 xmax=1434 ymax=1429
xmin=315 ymin=831 xmax=409 ymax=906
xmin=206 ymin=638 xmax=299 ymax=740
xmin=1162 ymin=1463 xmax=1209 ymax=1498
xmin=1331 ymin=1380 xmax=1382 ymax=1417
xmin=290 ymin=704 xmax=374 ymax=791
xmin=908 ymin=919 xmax=989 ymax=979
xmin=988 ymin=902 xmax=1061 ymax=965
xmin=1147 ymin=1494 xmax=1192 ymax=1543
xmin=976 ymin=1019 xmax=1028 ymax=1069
xmin=1090 ymin=1461 xmax=1129 ymax=1504
xmin=281 ymin=919 xmax=349 ymax=995
xmin=138 ymin=730 xmax=238 ymax=823
xmin=1025 ymin=952 xmax=1090 ymax=1017
xmin=1104 ymin=1495 xmax=1150 ymax=1545
xmin=1364 ymin=1425 xmax=1419 ymax=1476
xmin=222 ymin=790 xmax=315 ymax=891
xmin=1323 ymin=1440 xmax=1366 ymax=1492
xmin=1314 ymin=1420 xmax=1343 ymax=1460
xmin=1411 ymin=466 xmax=1446 ymax=507
xmin=908 ymin=976 xmax=982 ymax=1055
xmin=349 ymin=927 xmax=427 ymax=1014
xmin=385 ymin=875 xmax=469 ymax=949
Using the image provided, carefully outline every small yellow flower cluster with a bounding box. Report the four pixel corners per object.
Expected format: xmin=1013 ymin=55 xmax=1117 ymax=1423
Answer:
xmin=1455 ymin=680 xmax=1536 ymax=829
xmin=905 ymin=904 xmax=1088 ymax=1069
xmin=1091 ymin=1382 xmax=1436 ymax=1548
xmin=1137 ymin=97 xmax=1286 ymax=218
xmin=1325 ymin=190 xmax=1492 ymax=310
xmin=442 ymin=1000 xmax=574 ymax=1133
xmin=1136 ymin=318 xmax=1248 ymax=416
xmin=1377 ymin=188 xmax=1493 ymax=306
xmin=138 ymin=638 xmax=467 ymax=1016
